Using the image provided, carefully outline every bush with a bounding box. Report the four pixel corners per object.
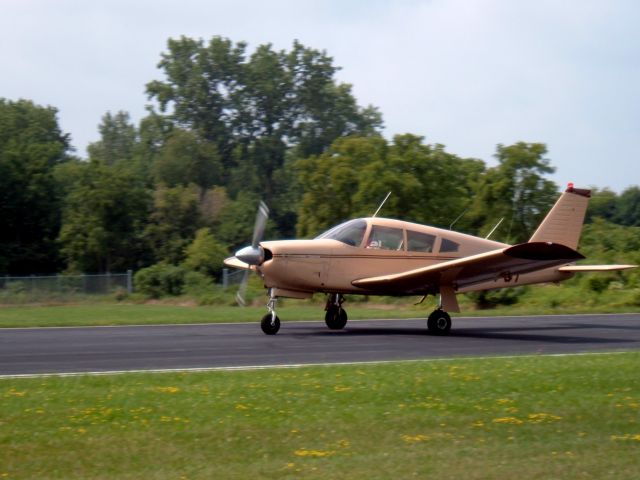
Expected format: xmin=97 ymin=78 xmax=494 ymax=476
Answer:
xmin=134 ymin=263 xmax=187 ymax=298
xmin=182 ymin=228 xmax=229 ymax=279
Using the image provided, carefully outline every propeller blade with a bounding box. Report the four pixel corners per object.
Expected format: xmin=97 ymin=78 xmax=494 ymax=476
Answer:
xmin=236 ymin=270 xmax=249 ymax=307
xmin=236 ymin=201 xmax=269 ymax=307
xmin=251 ymin=201 xmax=269 ymax=248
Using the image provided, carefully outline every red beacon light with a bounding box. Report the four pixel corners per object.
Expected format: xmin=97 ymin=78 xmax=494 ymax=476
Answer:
xmin=567 ymin=182 xmax=574 ymax=191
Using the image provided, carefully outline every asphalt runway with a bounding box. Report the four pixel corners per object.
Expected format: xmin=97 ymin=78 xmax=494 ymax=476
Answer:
xmin=1 ymin=313 xmax=639 ymax=376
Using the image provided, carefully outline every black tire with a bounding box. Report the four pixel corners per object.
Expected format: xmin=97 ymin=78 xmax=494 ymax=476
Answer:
xmin=325 ymin=305 xmax=348 ymax=330
xmin=427 ymin=310 xmax=452 ymax=335
xmin=261 ymin=313 xmax=281 ymax=335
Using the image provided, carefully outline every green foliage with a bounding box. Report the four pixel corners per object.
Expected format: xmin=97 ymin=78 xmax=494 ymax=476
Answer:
xmin=0 ymin=98 xmax=70 ymax=274
xmin=87 ymin=111 xmax=137 ymax=166
xmin=152 ymin=128 xmax=222 ymax=190
xmin=143 ymin=184 xmax=202 ymax=265
xmin=295 ymin=135 xmax=483 ymax=237
xmin=468 ymin=142 xmax=557 ymax=243
xmin=133 ymin=263 xmax=187 ymax=298
xmin=146 ymin=36 xmax=382 ymax=235
xmin=182 ymin=228 xmax=229 ymax=279
xmin=58 ymin=161 xmax=151 ymax=273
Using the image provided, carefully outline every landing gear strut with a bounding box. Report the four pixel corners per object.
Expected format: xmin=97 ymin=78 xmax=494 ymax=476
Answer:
xmin=325 ymin=294 xmax=348 ymax=330
xmin=260 ymin=291 xmax=280 ymax=335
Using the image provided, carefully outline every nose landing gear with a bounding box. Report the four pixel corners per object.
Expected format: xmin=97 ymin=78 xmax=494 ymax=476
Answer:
xmin=260 ymin=293 xmax=280 ymax=335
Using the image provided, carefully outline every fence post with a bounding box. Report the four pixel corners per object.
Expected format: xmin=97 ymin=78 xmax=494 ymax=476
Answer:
xmin=222 ymin=268 xmax=229 ymax=289
xmin=127 ymin=269 xmax=133 ymax=294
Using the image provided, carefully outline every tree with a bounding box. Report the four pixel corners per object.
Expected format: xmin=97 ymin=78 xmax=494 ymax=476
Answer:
xmin=295 ymin=135 xmax=484 ymax=237
xmin=152 ymin=128 xmax=222 ymax=191
xmin=586 ymin=187 xmax=618 ymax=223
xmin=143 ymin=184 xmax=202 ymax=264
xmin=58 ymin=161 xmax=151 ymax=272
xmin=0 ymin=98 xmax=70 ymax=274
xmin=468 ymin=142 xmax=558 ymax=243
xmin=87 ymin=111 xmax=137 ymax=165
xmin=614 ymin=186 xmax=640 ymax=226
xmin=146 ymin=36 xmax=383 ymax=236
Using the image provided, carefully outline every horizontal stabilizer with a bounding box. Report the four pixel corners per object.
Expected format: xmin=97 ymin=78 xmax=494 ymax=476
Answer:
xmin=558 ymin=265 xmax=637 ymax=272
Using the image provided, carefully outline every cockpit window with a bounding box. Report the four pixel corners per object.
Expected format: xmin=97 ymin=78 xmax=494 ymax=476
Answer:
xmin=366 ymin=225 xmax=404 ymax=251
xmin=316 ymin=219 xmax=367 ymax=247
xmin=440 ymin=238 xmax=460 ymax=253
xmin=407 ymin=230 xmax=436 ymax=252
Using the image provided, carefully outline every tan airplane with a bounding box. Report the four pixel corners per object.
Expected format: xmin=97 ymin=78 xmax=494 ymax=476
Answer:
xmin=224 ymin=184 xmax=635 ymax=335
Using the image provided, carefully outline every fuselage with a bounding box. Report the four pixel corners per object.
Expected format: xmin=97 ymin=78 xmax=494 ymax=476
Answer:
xmin=256 ymin=217 xmax=568 ymax=299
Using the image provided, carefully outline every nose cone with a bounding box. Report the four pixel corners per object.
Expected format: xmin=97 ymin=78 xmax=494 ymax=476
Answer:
xmin=235 ymin=245 xmax=264 ymax=266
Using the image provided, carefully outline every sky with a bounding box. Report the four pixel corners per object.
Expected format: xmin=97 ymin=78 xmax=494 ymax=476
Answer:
xmin=2 ymin=0 xmax=639 ymax=192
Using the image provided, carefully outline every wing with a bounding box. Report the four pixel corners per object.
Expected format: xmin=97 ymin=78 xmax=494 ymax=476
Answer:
xmin=351 ymin=242 xmax=585 ymax=295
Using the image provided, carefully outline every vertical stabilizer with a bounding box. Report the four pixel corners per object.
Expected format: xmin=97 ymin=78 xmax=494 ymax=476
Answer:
xmin=528 ymin=184 xmax=590 ymax=249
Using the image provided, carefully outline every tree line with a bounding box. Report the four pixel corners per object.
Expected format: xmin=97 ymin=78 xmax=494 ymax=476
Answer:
xmin=2 ymin=36 xmax=639 ymax=281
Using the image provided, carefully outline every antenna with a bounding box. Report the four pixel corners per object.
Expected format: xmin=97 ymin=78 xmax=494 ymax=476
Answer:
xmin=449 ymin=208 xmax=469 ymax=230
xmin=485 ymin=217 xmax=504 ymax=240
xmin=372 ymin=192 xmax=392 ymax=217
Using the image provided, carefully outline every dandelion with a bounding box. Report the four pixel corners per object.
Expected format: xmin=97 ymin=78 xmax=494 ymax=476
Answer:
xmin=402 ymin=434 xmax=430 ymax=443
xmin=528 ymin=413 xmax=562 ymax=423
xmin=611 ymin=434 xmax=640 ymax=442
xmin=334 ymin=386 xmax=352 ymax=392
xmin=493 ymin=417 xmax=524 ymax=425
xmin=293 ymin=449 xmax=334 ymax=458
xmin=155 ymin=386 xmax=180 ymax=394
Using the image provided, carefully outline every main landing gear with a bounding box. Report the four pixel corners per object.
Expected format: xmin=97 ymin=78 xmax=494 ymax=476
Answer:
xmin=426 ymin=309 xmax=452 ymax=335
xmin=325 ymin=294 xmax=348 ymax=330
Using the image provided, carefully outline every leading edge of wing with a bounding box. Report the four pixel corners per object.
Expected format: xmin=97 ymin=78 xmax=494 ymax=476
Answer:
xmin=351 ymin=242 xmax=585 ymax=294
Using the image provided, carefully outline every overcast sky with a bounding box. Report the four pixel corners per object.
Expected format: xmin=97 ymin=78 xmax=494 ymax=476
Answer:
xmin=2 ymin=0 xmax=638 ymax=191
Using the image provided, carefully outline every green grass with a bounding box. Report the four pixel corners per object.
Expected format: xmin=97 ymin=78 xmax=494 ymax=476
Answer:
xmin=1 ymin=281 xmax=640 ymax=328
xmin=2 ymin=352 xmax=639 ymax=479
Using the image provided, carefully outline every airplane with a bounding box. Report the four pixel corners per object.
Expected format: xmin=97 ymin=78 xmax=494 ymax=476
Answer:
xmin=224 ymin=184 xmax=636 ymax=335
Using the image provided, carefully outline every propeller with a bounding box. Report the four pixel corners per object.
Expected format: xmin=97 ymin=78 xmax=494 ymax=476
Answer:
xmin=235 ymin=201 xmax=269 ymax=307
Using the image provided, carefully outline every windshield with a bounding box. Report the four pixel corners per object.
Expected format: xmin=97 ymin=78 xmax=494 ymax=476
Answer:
xmin=316 ymin=219 xmax=367 ymax=247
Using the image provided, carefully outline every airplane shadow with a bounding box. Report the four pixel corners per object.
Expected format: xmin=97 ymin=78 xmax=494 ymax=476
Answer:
xmin=301 ymin=324 xmax=636 ymax=345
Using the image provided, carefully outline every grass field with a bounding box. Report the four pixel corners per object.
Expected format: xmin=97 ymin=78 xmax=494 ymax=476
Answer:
xmin=2 ymin=352 xmax=639 ymax=479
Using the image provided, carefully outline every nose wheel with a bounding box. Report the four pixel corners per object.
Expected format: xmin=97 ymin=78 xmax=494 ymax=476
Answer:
xmin=260 ymin=312 xmax=280 ymax=335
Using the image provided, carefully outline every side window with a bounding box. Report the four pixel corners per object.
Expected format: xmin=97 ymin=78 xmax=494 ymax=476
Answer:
xmin=440 ymin=238 xmax=460 ymax=253
xmin=407 ymin=230 xmax=436 ymax=253
xmin=367 ymin=226 xmax=404 ymax=251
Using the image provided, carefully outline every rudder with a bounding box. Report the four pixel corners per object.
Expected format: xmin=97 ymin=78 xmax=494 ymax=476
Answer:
xmin=528 ymin=184 xmax=590 ymax=250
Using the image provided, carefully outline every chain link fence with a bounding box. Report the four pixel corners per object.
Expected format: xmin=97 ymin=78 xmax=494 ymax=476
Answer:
xmin=0 ymin=271 xmax=133 ymax=304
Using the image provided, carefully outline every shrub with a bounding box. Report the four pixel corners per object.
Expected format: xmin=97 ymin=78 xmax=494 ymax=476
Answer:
xmin=134 ymin=263 xmax=187 ymax=298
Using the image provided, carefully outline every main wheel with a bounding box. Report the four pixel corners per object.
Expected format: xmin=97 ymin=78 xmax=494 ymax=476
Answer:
xmin=325 ymin=305 xmax=348 ymax=330
xmin=427 ymin=310 xmax=451 ymax=335
xmin=260 ymin=313 xmax=281 ymax=335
